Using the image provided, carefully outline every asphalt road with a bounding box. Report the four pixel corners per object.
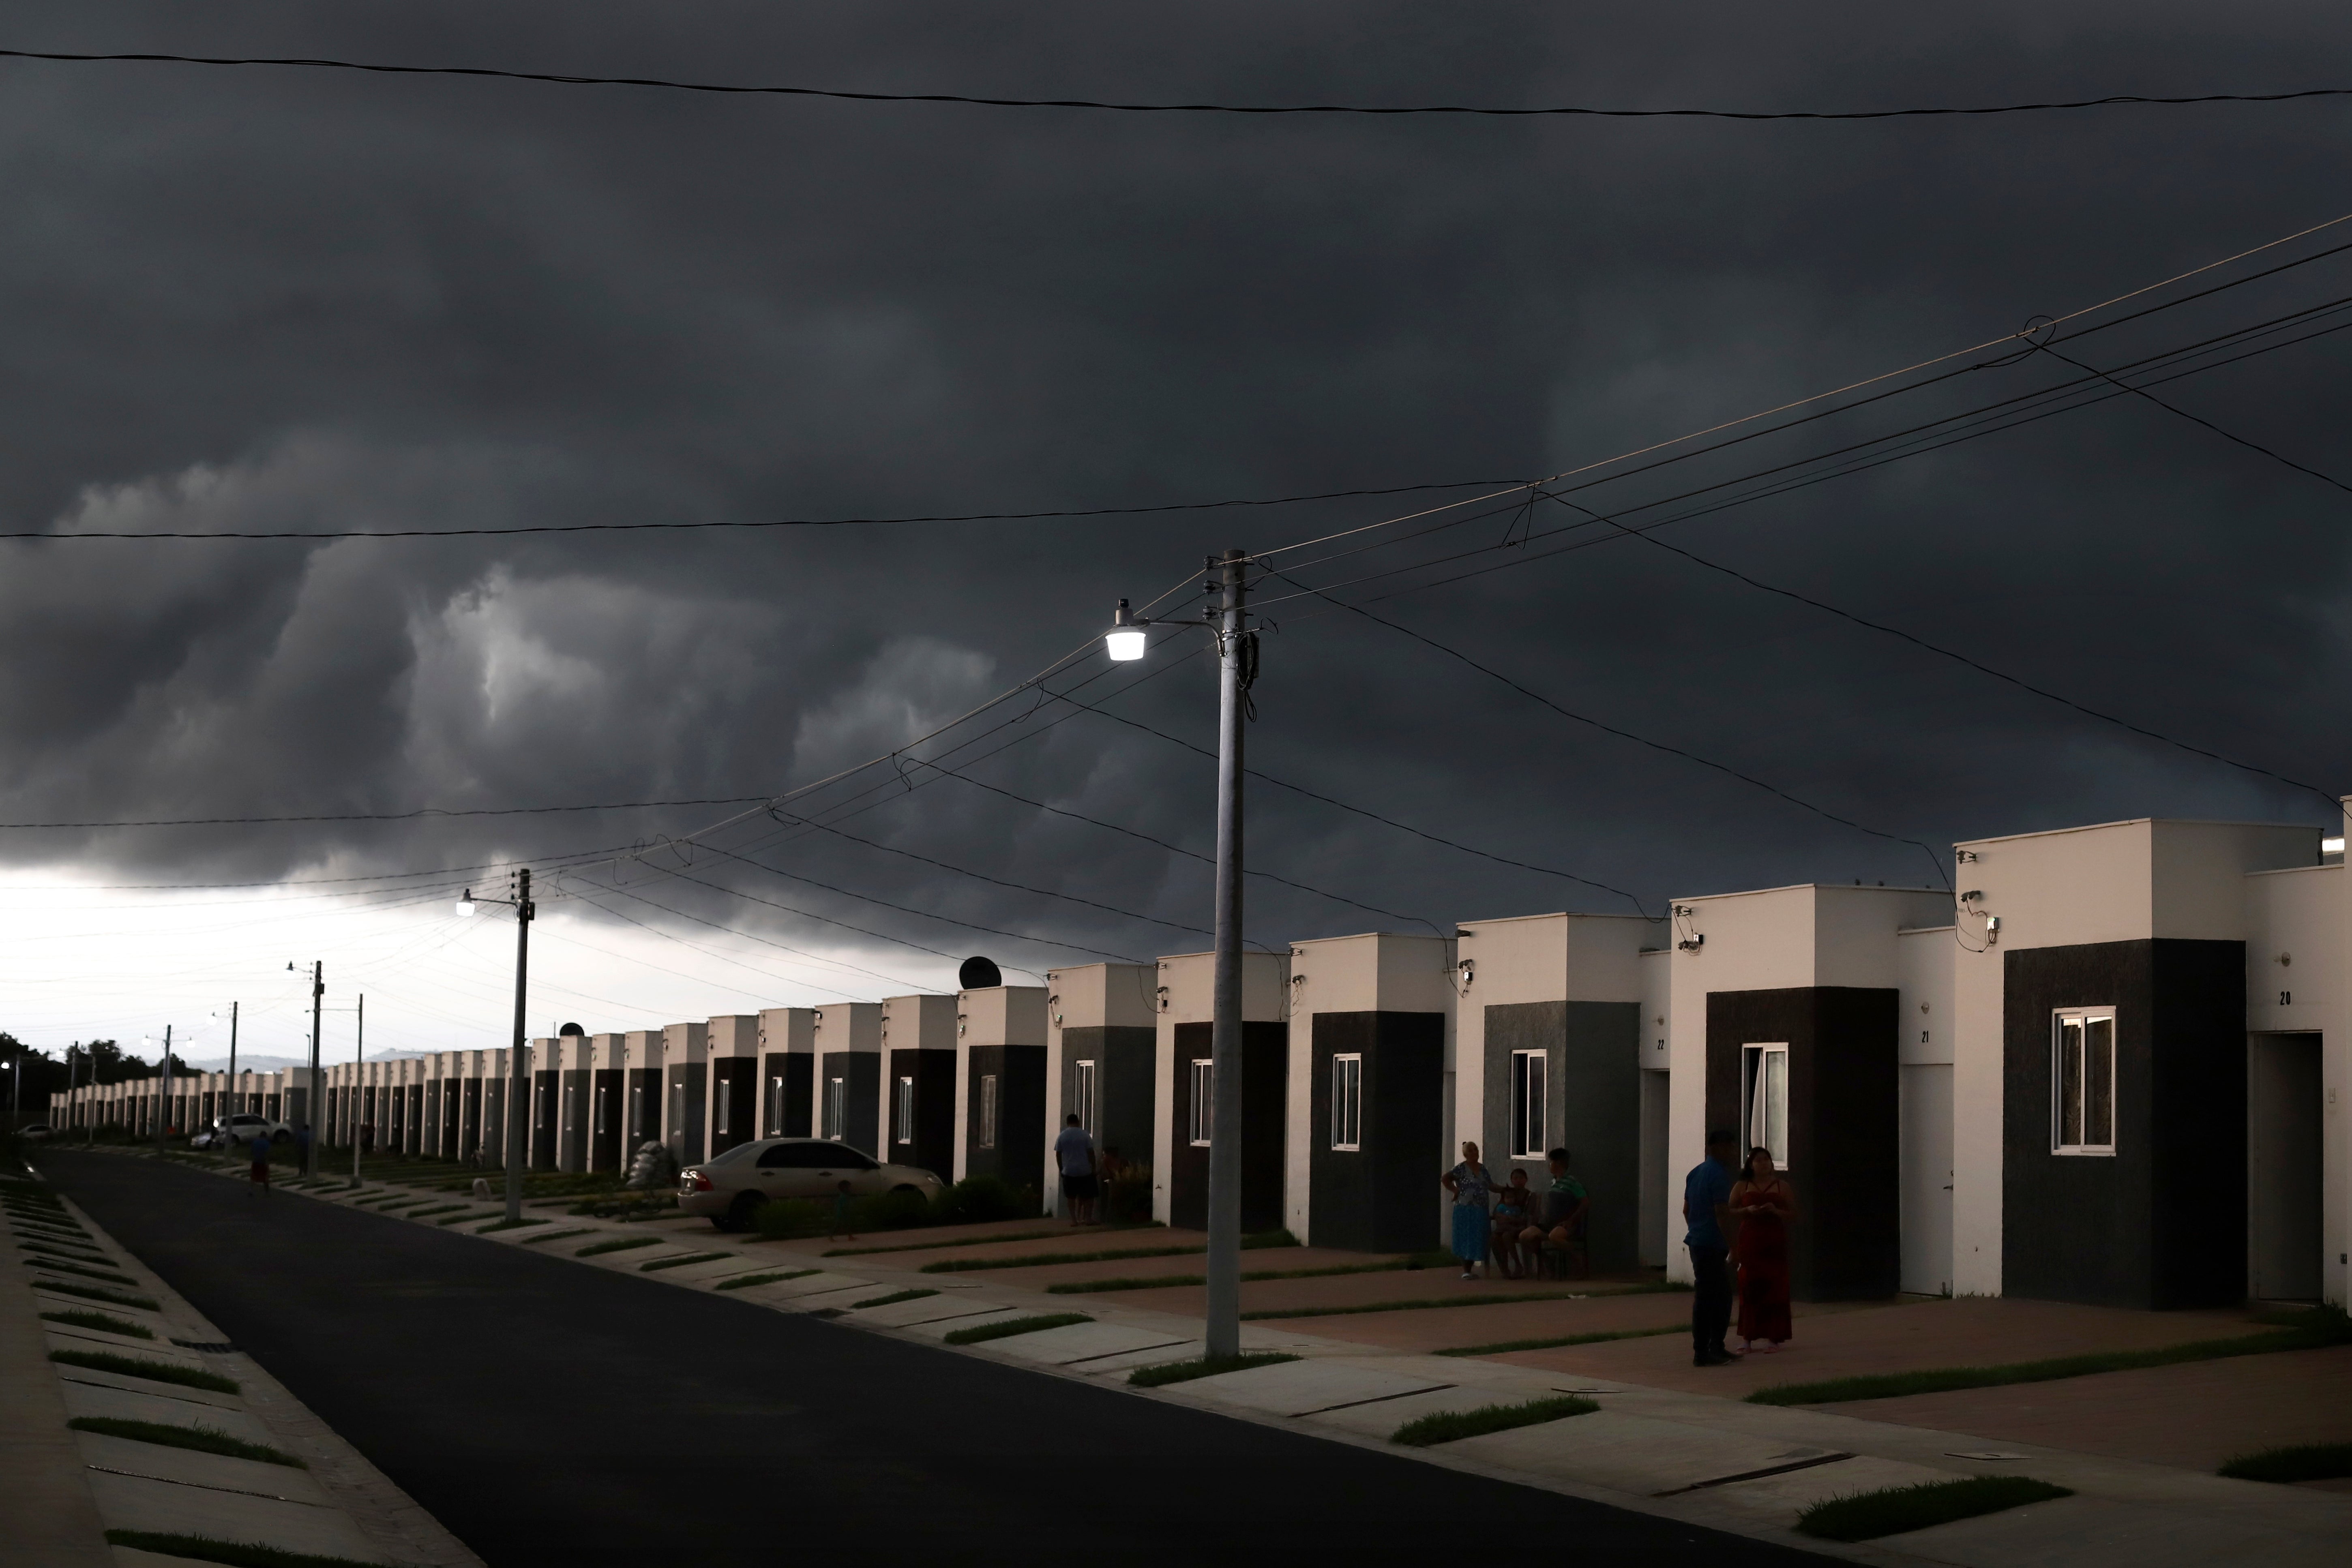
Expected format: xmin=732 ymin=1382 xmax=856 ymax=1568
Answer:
xmin=45 ymin=1152 xmax=1825 ymax=1566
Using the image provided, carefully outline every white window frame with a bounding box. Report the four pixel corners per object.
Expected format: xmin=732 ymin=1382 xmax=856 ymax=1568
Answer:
xmin=823 ymin=1076 xmax=845 ymax=1141
xmin=894 ymin=1075 xmax=916 ymax=1145
xmin=978 ymin=1073 xmax=999 ymax=1149
xmin=1188 ymin=1058 xmax=1214 ymax=1146
xmin=1509 ymin=1049 xmax=1548 ymax=1159
xmin=715 ymin=1080 xmax=731 ymax=1137
xmin=1330 ymin=1053 xmax=1363 ymax=1151
xmin=1742 ymin=1043 xmax=1789 ymax=1170
xmin=768 ymin=1075 xmax=784 ymax=1137
xmin=1072 ymin=1058 xmax=1098 ymax=1134
xmin=2052 ymin=1008 xmax=2117 ymax=1155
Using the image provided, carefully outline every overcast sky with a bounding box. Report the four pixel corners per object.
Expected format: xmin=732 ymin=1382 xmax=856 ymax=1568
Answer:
xmin=6 ymin=2 xmax=2352 ymax=1060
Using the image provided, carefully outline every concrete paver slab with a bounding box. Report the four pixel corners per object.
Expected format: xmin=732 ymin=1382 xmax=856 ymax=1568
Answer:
xmin=46 ymin=1325 xmax=193 ymax=1358
xmin=1691 ymin=1454 xmax=1955 ymax=1522
xmin=1067 ymin=1338 xmax=1208 ymax=1374
xmin=84 ymin=1468 xmax=395 ymax=1562
xmin=1303 ymin=1382 xmax=1567 ymax=1439
xmin=1888 ymin=1491 xmax=2343 ymax=1568
xmin=1178 ymin=1357 xmax=1453 ymax=1417
xmin=790 ymin=1284 xmax=890 ymax=1311
xmin=60 ymin=1380 xmax=279 ymax=1445
xmin=76 ymin=1430 xmax=334 ymax=1507
xmin=1442 ymin=1410 xmax=1843 ymax=1495
xmin=725 ymin=1270 xmax=867 ymax=1300
xmin=55 ymin=1367 xmax=244 ymax=1410
xmin=852 ymin=1295 xmax=1016 ymax=1328
xmin=628 ymin=1252 xmax=751 ymax=1281
xmin=897 ymin=1308 xmax=1040 ymax=1340
xmin=986 ymin=1322 xmax=1192 ymax=1366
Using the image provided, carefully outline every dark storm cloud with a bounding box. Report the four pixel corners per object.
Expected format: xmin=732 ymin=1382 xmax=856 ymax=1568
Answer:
xmin=4 ymin=1 xmax=2352 ymax=983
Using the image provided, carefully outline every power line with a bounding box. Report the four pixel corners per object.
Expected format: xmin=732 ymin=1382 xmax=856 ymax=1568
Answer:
xmin=3 ymin=478 xmax=1520 ymax=542
xmin=4 ymin=47 xmax=2348 ymax=122
xmin=1265 ymin=568 xmax=1953 ymax=887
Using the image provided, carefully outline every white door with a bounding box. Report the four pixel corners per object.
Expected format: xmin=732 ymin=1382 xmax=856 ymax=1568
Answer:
xmin=1899 ymin=1064 xmax=1953 ymax=1296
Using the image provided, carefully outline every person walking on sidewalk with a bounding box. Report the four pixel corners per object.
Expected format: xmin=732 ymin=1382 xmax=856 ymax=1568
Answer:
xmin=1683 ymin=1129 xmax=1738 ymax=1365
xmin=1054 ymin=1113 xmax=1098 ymax=1225
xmin=1441 ymin=1142 xmax=1494 ymax=1279
xmin=247 ymin=1128 xmax=273 ymax=1197
xmin=1730 ymin=1145 xmax=1796 ymax=1353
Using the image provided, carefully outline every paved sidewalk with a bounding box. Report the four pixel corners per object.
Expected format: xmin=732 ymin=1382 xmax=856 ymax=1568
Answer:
xmin=8 ymin=1165 xmax=482 ymax=1566
xmin=117 ymin=1150 xmax=2352 ymax=1564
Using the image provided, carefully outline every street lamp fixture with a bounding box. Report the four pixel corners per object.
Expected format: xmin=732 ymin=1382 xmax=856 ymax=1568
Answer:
xmin=457 ymin=889 xmax=478 ymax=917
xmin=1104 ymin=599 xmax=1148 ymax=661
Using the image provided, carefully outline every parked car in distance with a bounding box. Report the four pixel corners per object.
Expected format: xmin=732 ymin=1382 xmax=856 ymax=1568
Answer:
xmin=193 ymin=1113 xmax=290 ymax=1150
xmin=678 ymin=1137 xmax=944 ymax=1232
xmin=17 ymin=1122 xmax=52 ymax=1142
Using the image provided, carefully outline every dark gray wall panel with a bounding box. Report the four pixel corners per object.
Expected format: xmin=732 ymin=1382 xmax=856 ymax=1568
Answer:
xmin=963 ymin=1044 xmax=1046 ymax=1199
xmin=1307 ymin=1011 xmax=1445 ymax=1252
xmin=1480 ymin=1000 xmax=1643 ymax=1271
xmin=1168 ymin=1020 xmax=1288 ymax=1234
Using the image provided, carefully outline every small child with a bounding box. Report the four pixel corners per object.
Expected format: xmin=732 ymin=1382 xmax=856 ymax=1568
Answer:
xmin=1490 ymin=1169 xmax=1532 ymax=1277
xmin=829 ymin=1180 xmax=856 ymax=1242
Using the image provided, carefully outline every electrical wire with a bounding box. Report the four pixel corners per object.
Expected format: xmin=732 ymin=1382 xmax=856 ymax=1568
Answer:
xmin=5 ymin=47 xmax=2349 ymax=122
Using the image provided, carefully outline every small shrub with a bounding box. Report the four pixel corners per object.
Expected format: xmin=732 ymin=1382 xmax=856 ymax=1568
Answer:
xmin=1129 ymin=1352 xmax=1301 ymax=1388
xmin=1797 ymin=1477 xmax=2073 ymax=1542
xmin=714 ymin=1269 xmax=820 ymax=1290
xmin=1105 ymin=1173 xmax=1153 ymax=1223
xmin=852 ymin=1287 xmax=938 ymax=1309
xmin=69 ymin=1418 xmax=302 ymax=1468
xmin=1391 ymin=1395 xmax=1598 ymax=1446
xmin=575 ymin=1236 xmax=660 ymax=1257
xmin=929 ymin=1175 xmax=1026 ymax=1227
xmin=2219 ymin=1442 xmax=2352 ymax=1484
xmin=752 ymin=1198 xmax=825 ymax=1240
xmin=42 ymin=1309 xmax=154 ymax=1339
xmin=943 ymin=1312 xmax=1091 ymax=1345
xmin=51 ymin=1349 xmax=239 ymax=1394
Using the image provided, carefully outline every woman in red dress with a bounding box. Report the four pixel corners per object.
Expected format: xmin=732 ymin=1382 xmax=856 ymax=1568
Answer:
xmin=1730 ymin=1146 xmax=1795 ymax=1352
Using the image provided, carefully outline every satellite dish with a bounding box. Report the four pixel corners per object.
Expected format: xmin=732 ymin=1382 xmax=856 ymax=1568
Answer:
xmin=558 ymin=1022 xmax=586 ymax=1037
xmin=957 ymin=956 xmax=1002 ymax=991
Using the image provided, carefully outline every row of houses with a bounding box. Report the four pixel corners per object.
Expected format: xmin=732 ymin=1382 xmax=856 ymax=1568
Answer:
xmin=54 ymin=814 xmax=2351 ymax=1312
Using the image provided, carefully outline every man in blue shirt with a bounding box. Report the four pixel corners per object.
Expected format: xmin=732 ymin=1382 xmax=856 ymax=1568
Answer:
xmin=1683 ymin=1129 xmax=1739 ymax=1365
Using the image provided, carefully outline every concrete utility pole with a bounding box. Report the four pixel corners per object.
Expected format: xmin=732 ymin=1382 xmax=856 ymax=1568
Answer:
xmin=227 ymin=1000 xmax=238 ymax=1088
xmin=304 ymin=963 xmax=323 ymax=1176
xmin=470 ymin=869 xmax=536 ymax=1224
xmin=351 ymin=994 xmax=365 ymax=1187
xmin=154 ymin=1024 xmax=172 ymax=1154
xmin=1203 ymin=549 xmax=1250 ymax=1359
xmin=64 ymin=1042 xmax=77 ymax=1138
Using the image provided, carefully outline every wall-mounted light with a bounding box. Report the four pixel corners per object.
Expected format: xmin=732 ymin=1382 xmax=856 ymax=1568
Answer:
xmin=1678 ymin=934 xmax=1704 ymax=952
xmin=1456 ymin=958 xmax=1474 ymax=990
xmin=2324 ymin=836 xmax=2346 ymax=855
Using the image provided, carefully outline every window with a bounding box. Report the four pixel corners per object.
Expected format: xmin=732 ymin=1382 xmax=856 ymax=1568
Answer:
xmin=1509 ymin=1050 xmax=1547 ymax=1159
xmin=823 ymin=1076 xmax=845 ymax=1140
xmin=716 ymin=1081 xmax=731 ymax=1137
xmin=1072 ymin=1059 xmax=1097 ymax=1133
xmin=978 ymin=1074 xmax=999 ymax=1148
xmin=1188 ymin=1059 xmax=1214 ymax=1145
xmin=1330 ymin=1054 xmax=1363 ymax=1151
xmin=1743 ymin=1044 xmax=1788 ymax=1169
xmin=894 ymin=1075 xmax=915 ymax=1145
xmin=759 ymin=1140 xmax=839 ymax=1168
xmin=767 ymin=1075 xmax=783 ymax=1137
xmin=2053 ymin=1009 xmax=2116 ymax=1154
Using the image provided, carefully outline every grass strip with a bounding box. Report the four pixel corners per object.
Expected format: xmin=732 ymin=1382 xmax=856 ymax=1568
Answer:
xmin=404 ymin=1204 xmax=467 ymax=1219
xmin=919 ymin=1230 xmax=1308 ymax=1275
xmin=22 ymin=1241 xmax=112 ymax=1266
xmin=1391 ymin=1394 xmax=1599 ymax=1446
xmin=2218 ymin=1441 xmax=2352 ymax=1483
xmin=104 ymin=1530 xmax=386 ymax=1568
xmin=437 ymin=1212 xmax=496 ymax=1226
xmin=32 ymin=1281 xmax=159 ymax=1311
xmin=51 ymin=1349 xmax=240 ymax=1393
xmin=1750 ymin=1312 xmax=2351 ymax=1406
xmin=1796 ymin=1477 xmax=2072 ymax=1541
xmin=31 ymin=1259 xmax=138 ymax=1286
xmin=16 ymin=1221 xmax=92 ymax=1241
xmin=714 ymin=1269 xmax=820 ymax=1291
xmin=852 ymin=1287 xmax=939 ymax=1309
xmin=1129 ymin=1352 xmax=1300 ymax=1387
xmin=823 ymin=1223 xmax=1156 ymax=1258
xmin=642 ymin=1251 xmax=734 ymax=1273
xmin=475 ymin=1216 xmax=548 ymax=1233
xmin=69 ymin=1417 xmax=302 ymax=1468
xmin=943 ymin=1312 xmax=1092 ymax=1345
xmin=575 ymin=1236 xmax=661 ymax=1257
xmin=519 ymin=1227 xmax=594 ymax=1246
xmin=1238 ymin=1283 xmax=1684 ymax=1321
xmin=1435 ymin=1323 xmax=1687 ymax=1357
xmin=43 ymin=1309 xmax=154 ymax=1339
